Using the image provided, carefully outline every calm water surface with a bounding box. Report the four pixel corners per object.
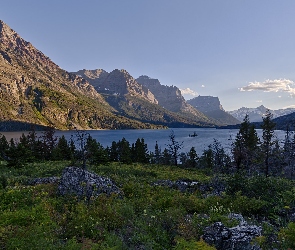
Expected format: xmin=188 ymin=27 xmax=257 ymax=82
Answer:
xmin=1 ymin=128 xmax=286 ymax=155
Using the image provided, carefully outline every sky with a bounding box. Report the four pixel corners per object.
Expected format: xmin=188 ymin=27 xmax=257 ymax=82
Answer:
xmin=1 ymin=0 xmax=295 ymax=111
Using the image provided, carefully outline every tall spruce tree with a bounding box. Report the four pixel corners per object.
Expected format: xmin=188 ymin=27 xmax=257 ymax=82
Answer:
xmin=132 ymin=138 xmax=149 ymax=163
xmin=0 ymin=135 xmax=8 ymax=160
xmin=261 ymin=109 xmax=276 ymax=177
xmin=232 ymin=114 xmax=260 ymax=173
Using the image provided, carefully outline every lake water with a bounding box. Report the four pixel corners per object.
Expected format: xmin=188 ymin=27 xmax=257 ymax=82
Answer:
xmin=0 ymin=128 xmax=287 ymax=155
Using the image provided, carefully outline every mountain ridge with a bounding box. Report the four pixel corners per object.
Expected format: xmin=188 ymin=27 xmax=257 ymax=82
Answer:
xmin=187 ymin=96 xmax=240 ymax=126
xmin=73 ymin=69 xmax=220 ymax=127
xmin=228 ymin=105 xmax=295 ymax=122
xmin=0 ymin=20 xmax=163 ymax=130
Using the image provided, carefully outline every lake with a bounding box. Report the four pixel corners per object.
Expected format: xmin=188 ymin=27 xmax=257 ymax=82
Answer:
xmin=0 ymin=128 xmax=287 ymax=155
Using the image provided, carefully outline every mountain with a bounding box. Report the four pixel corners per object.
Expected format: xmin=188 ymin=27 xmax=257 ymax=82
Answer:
xmin=75 ymin=69 xmax=158 ymax=104
xmin=0 ymin=20 xmax=162 ymax=130
xmin=228 ymin=105 xmax=295 ymax=122
xmin=187 ymin=96 xmax=240 ymax=126
xmin=73 ymin=70 xmax=219 ymax=127
xmin=135 ymin=75 xmax=223 ymax=124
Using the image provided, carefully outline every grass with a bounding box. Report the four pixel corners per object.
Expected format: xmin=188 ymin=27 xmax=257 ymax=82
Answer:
xmin=0 ymin=161 xmax=295 ymax=249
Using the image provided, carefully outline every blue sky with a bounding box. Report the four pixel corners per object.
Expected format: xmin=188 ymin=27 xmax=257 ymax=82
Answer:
xmin=1 ymin=0 xmax=295 ymax=111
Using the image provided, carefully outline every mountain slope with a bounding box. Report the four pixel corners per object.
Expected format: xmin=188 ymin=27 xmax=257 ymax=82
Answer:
xmin=187 ymin=96 xmax=240 ymax=126
xmin=73 ymin=70 xmax=219 ymax=127
xmin=0 ymin=20 xmax=160 ymax=130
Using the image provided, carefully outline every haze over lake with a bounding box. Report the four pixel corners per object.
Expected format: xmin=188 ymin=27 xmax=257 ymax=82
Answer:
xmin=1 ymin=128 xmax=286 ymax=155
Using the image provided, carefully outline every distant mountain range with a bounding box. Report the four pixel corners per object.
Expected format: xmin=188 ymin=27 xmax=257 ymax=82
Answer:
xmin=228 ymin=105 xmax=295 ymax=122
xmin=1 ymin=20 xmax=234 ymax=130
xmin=4 ymin=19 xmax=294 ymax=131
xmin=73 ymin=70 xmax=240 ymax=127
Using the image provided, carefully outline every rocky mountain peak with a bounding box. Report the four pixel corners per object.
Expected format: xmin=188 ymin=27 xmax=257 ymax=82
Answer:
xmin=80 ymin=69 xmax=108 ymax=79
xmin=136 ymin=75 xmax=187 ymax=112
xmin=187 ymin=96 xmax=225 ymax=113
xmin=73 ymin=69 xmax=158 ymax=104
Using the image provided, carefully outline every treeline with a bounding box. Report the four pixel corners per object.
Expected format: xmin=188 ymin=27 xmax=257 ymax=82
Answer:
xmin=1 ymin=109 xmax=295 ymax=178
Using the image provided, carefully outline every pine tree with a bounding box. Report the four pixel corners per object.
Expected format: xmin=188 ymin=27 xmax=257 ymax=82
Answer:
xmin=52 ymin=135 xmax=72 ymax=160
xmin=154 ymin=141 xmax=161 ymax=164
xmin=117 ymin=138 xmax=132 ymax=164
xmin=0 ymin=135 xmax=8 ymax=160
xmin=85 ymin=136 xmax=109 ymax=165
xmin=132 ymin=138 xmax=149 ymax=163
xmin=261 ymin=109 xmax=276 ymax=177
xmin=232 ymin=114 xmax=260 ymax=173
xmin=186 ymin=147 xmax=198 ymax=168
xmin=166 ymin=130 xmax=183 ymax=166
xmin=109 ymin=141 xmax=119 ymax=162
xmin=40 ymin=127 xmax=57 ymax=160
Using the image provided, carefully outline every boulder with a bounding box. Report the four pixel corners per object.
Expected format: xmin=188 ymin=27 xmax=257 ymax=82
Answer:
xmin=203 ymin=220 xmax=262 ymax=250
xmin=57 ymin=166 xmax=121 ymax=200
xmin=29 ymin=176 xmax=59 ymax=185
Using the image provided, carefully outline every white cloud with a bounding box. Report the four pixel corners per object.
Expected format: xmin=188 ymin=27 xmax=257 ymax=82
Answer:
xmin=256 ymin=100 xmax=262 ymax=103
xmin=284 ymin=104 xmax=295 ymax=109
xmin=239 ymin=79 xmax=295 ymax=96
xmin=180 ymin=88 xmax=199 ymax=96
xmin=201 ymin=85 xmax=205 ymax=88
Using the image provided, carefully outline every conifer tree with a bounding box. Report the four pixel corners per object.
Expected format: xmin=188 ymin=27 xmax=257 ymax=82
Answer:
xmin=85 ymin=135 xmax=109 ymax=165
xmin=52 ymin=135 xmax=72 ymax=160
xmin=166 ymin=130 xmax=183 ymax=166
xmin=186 ymin=147 xmax=198 ymax=168
xmin=261 ymin=109 xmax=276 ymax=177
xmin=0 ymin=135 xmax=8 ymax=160
xmin=154 ymin=141 xmax=161 ymax=164
xmin=117 ymin=138 xmax=132 ymax=164
xmin=109 ymin=141 xmax=119 ymax=162
xmin=232 ymin=114 xmax=260 ymax=173
xmin=132 ymin=138 xmax=149 ymax=163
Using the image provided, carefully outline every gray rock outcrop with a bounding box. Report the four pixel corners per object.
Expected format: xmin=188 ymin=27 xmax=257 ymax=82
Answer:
xmin=202 ymin=219 xmax=262 ymax=250
xmin=153 ymin=179 xmax=199 ymax=192
xmin=29 ymin=176 xmax=60 ymax=185
xmin=57 ymin=167 xmax=121 ymax=200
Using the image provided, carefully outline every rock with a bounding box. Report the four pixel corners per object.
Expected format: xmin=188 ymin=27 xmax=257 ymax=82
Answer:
xmin=58 ymin=166 xmax=121 ymax=200
xmin=228 ymin=213 xmax=247 ymax=226
xmin=152 ymin=179 xmax=199 ymax=192
xmin=199 ymin=177 xmax=226 ymax=197
xmin=28 ymin=176 xmax=59 ymax=185
xmin=203 ymin=220 xmax=262 ymax=250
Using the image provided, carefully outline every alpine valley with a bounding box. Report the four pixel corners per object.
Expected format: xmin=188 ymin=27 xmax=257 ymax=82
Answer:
xmin=0 ymin=20 xmax=243 ymax=131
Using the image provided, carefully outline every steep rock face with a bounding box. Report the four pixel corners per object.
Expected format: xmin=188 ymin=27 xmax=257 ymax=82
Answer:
xmin=0 ymin=20 xmax=161 ymax=130
xmin=187 ymin=96 xmax=240 ymax=126
xmin=73 ymin=70 xmax=219 ymax=127
xmin=187 ymin=96 xmax=224 ymax=112
xmin=75 ymin=69 xmax=158 ymax=104
xmin=136 ymin=75 xmax=220 ymax=126
xmin=136 ymin=75 xmax=196 ymax=114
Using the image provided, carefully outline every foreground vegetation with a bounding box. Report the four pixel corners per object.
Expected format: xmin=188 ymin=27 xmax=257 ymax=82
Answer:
xmin=1 ymin=161 xmax=295 ymax=249
xmin=1 ymin=110 xmax=295 ymax=249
